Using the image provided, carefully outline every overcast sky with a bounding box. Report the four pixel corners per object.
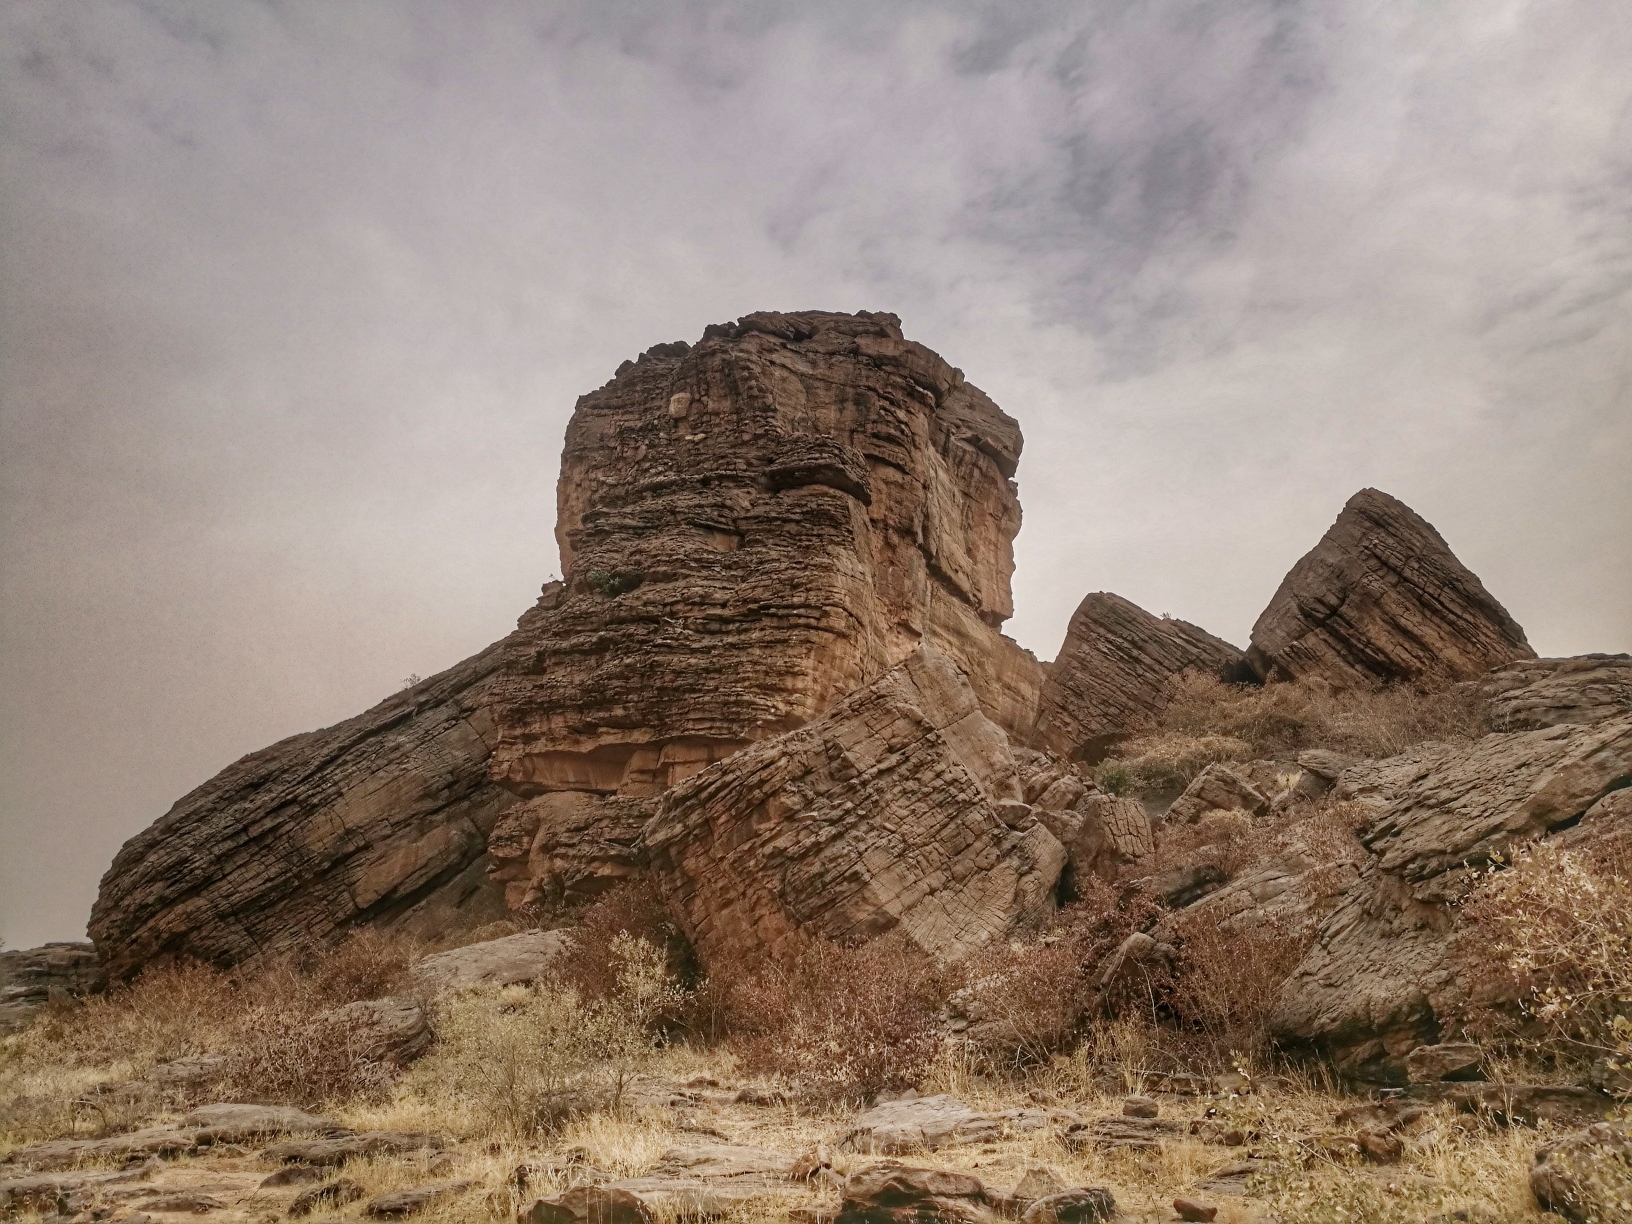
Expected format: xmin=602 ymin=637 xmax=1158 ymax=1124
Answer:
xmin=3 ymin=1 xmax=1629 ymax=949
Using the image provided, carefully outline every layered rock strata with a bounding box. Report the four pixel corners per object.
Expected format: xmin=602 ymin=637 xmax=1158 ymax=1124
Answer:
xmin=0 ymin=942 xmax=105 ymax=1034
xmin=1248 ymin=488 xmax=1534 ymax=686
xmin=644 ymin=645 xmax=1066 ymax=968
xmin=89 ymin=643 xmax=517 ymax=979
xmin=1271 ymin=714 xmax=1632 ymax=1082
xmin=490 ymin=310 xmax=1043 ymax=803
xmin=1479 ymin=654 xmax=1632 ymax=730
xmin=1032 ymin=592 xmax=1247 ymax=762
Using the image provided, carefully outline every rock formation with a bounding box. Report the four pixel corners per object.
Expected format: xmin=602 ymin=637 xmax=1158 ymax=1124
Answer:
xmin=644 ymin=645 xmax=1065 ymax=969
xmin=489 ymin=310 xmax=1042 ymax=806
xmin=89 ymin=642 xmax=518 ymax=979
xmin=1480 ymin=654 xmax=1632 ymax=730
xmin=0 ymin=942 xmax=104 ymax=1034
xmin=1247 ymin=488 xmax=1534 ymax=686
xmin=1271 ymin=714 xmax=1632 ymax=1082
xmin=1031 ymin=592 xmax=1247 ymax=762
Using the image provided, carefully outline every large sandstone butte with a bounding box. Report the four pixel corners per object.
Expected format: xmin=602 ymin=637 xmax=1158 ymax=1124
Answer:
xmin=89 ymin=310 xmax=1045 ymax=976
xmin=489 ymin=309 xmax=1042 ymax=801
xmin=1031 ymin=592 xmax=1247 ymax=761
xmin=644 ymin=645 xmax=1066 ymax=968
xmin=89 ymin=644 xmax=518 ymax=979
xmin=1247 ymin=488 xmax=1534 ymax=686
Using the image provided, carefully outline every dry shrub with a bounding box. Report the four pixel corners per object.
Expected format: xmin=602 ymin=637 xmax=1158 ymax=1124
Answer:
xmin=302 ymin=927 xmax=423 ymax=1006
xmin=1149 ymin=670 xmax=1488 ymax=760
xmin=1152 ymin=808 xmax=1258 ymax=877
xmin=1095 ymin=733 xmax=1253 ymax=796
xmin=719 ymin=932 xmax=946 ymax=1100
xmin=216 ymin=1005 xmax=395 ymax=1106
xmin=1456 ymin=833 xmax=1632 ymax=1074
xmin=1159 ymin=908 xmax=1316 ymax=1068
xmin=409 ymin=984 xmax=652 ymax=1137
xmin=557 ymin=882 xmax=710 ymax=1037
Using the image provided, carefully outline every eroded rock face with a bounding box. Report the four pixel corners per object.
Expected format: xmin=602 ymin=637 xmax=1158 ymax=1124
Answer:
xmin=1247 ymin=488 xmax=1534 ymax=686
xmin=490 ymin=310 xmax=1043 ymax=807
xmin=1480 ymin=654 xmax=1632 ymax=730
xmin=645 ymin=645 xmax=1066 ymax=969
xmin=1032 ymin=593 xmax=1247 ymax=762
xmin=0 ymin=942 xmax=104 ymax=1034
xmin=1271 ymin=715 xmax=1632 ymax=1082
xmin=90 ymin=643 xmax=518 ymax=980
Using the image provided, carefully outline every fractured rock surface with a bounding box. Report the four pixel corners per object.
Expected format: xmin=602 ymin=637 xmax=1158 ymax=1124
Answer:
xmin=645 ymin=645 xmax=1065 ymax=968
xmin=0 ymin=941 xmax=104 ymax=1034
xmin=1247 ymin=488 xmax=1534 ymax=686
xmin=1032 ymin=592 xmax=1247 ymax=761
xmin=1272 ymin=714 xmax=1632 ymax=1082
xmin=1480 ymin=653 xmax=1632 ymax=730
xmin=89 ymin=642 xmax=519 ymax=979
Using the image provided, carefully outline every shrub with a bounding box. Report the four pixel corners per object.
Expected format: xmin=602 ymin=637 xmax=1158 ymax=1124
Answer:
xmin=1455 ymin=833 xmax=1632 ymax=1074
xmin=720 ymin=933 xmax=947 ymax=1100
xmin=1096 ymin=733 xmax=1254 ymax=797
xmin=558 ymin=882 xmax=706 ymax=1037
xmin=216 ymin=1004 xmax=394 ymax=1106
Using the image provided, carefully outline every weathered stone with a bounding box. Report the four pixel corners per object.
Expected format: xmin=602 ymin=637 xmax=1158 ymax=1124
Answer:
xmin=1163 ymin=850 xmax=1360 ymax=936
xmin=1402 ymin=1083 xmax=1614 ymax=1128
xmin=646 ymin=646 xmax=1065 ymax=968
xmin=1139 ymin=863 xmax=1227 ymax=910
xmin=138 ymin=1192 xmax=228 ymax=1214
xmin=313 ymin=997 xmax=430 ymax=1066
xmin=1296 ymin=749 xmax=1357 ymax=782
xmin=486 ymin=795 xmax=652 ymax=910
xmin=1 ymin=1128 xmax=195 ymax=1173
xmin=0 ymin=942 xmax=105 ymax=1034
xmin=364 ymin=1181 xmax=475 ymax=1217
xmin=1035 ymin=794 xmax=1153 ymax=892
xmin=1163 ymin=765 xmax=1270 ymax=824
xmin=89 ymin=641 xmax=519 ymax=979
xmin=1095 ymin=932 xmax=1175 ymax=994
xmin=1272 ymin=716 xmax=1632 ymax=1082
xmin=261 ymin=1133 xmax=444 ymax=1166
xmin=290 ymin=1178 xmax=365 ymax=1216
xmin=1121 ymin=1097 xmax=1158 ymax=1119
xmin=1017 ymin=1189 xmax=1116 ymax=1224
xmin=1247 ymin=488 xmax=1534 ymax=686
xmin=184 ymin=1104 xmax=337 ymax=1145
xmin=840 ymin=1096 xmax=1001 ymax=1154
xmin=648 ymin=1144 xmax=793 ymax=1182
xmin=148 ymin=1055 xmax=228 ymax=1089
xmin=410 ymin=930 xmax=569 ymax=993
xmin=0 ymin=1168 xmax=150 ymax=1217
xmin=1172 ymin=1201 xmax=1218 ymax=1224
xmin=1405 ymin=1043 xmax=1484 ymax=1083
xmin=836 ymin=1164 xmax=994 ymax=1224
xmin=1010 ymin=1169 xmax=1066 ymax=1206
xmin=260 ymin=1167 xmax=328 ymax=1189
xmin=1031 ymin=592 xmax=1247 ymax=762
xmin=1530 ymin=1122 xmax=1631 ymax=1224
xmin=1059 ymin=1116 xmax=1183 ymax=1152
xmin=527 ymin=1177 xmax=767 ymax=1224
xmin=1482 ymin=654 xmax=1632 ymax=730
xmin=492 ymin=311 xmax=1042 ymax=803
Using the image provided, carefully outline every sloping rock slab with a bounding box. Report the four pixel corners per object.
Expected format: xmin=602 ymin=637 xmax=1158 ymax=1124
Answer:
xmin=410 ymin=930 xmax=569 ymax=992
xmin=314 ymin=997 xmax=430 ymax=1065
xmin=1059 ymin=1116 xmax=1184 ymax=1152
xmin=0 ymin=1167 xmax=152 ymax=1216
xmin=1247 ymin=488 xmax=1534 ymax=686
xmin=364 ymin=1181 xmax=474 ymax=1217
xmin=1031 ymin=591 xmax=1247 ymax=762
xmin=1164 ymin=765 xmax=1269 ymax=824
xmin=647 ymin=645 xmax=1065 ymax=968
xmin=0 ymin=942 xmax=105 ymax=1035
xmin=185 ymin=1104 xmax=338 ymax=1145
xmin=261 ymin=1132 xmax=444 ymax=1166
xmin=2 ymin=1127 xmax=196 ymax=1172
xmin=1482 ymin=654 xmax=1632 ymax=730
xmin=1272 ymin=715 xmax=1632 ymax=1082
xmin=649 ymin=1144 xmax=793 ymax=1181
xmin=840 ymin=1096 xmax=1002 ymax=1154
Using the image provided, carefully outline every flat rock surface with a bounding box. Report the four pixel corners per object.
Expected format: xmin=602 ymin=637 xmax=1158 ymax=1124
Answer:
xmin=1247 ymin=487 xmax=1534 ymax=686
xmin=647 ymin=646 xmax=1065 ymax=968
xmin=840 ymin=1095 xmax=1006 ymax=1154
xmin=364 ymin=1180 xmax=476 ymax=1216
xmin=184 ymin=1104 xmax=338 ymax=1143
xmin=2 ymin=1126 xmax=196 ymax=1172
xmin=1031 ymin=591 xmax=1246 ymax=761
xmin=409 ymin=930 xmax=570 ymax=992
xmin=260 ymin=1132 xmax=445 ymax=1166
xmin=648 ymin=1143 xmax=794 ymax=1181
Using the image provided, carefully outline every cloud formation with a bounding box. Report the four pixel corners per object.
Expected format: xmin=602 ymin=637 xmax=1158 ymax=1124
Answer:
xmin=2 ymin=0 xmax=1628 ymax=946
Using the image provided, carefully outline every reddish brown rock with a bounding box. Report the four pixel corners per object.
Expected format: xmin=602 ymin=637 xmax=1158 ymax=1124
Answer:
xmin=644 ymin=645 xmax=1066 ymax=969
xmin=1248 ymin=488 xmax=1534 ymax=686
xmin=490 ymin=310 xmax=1043 ymax=805
xmin=89 ymin=642 xmax=519 ymax=980
xmin=1032 ymin=593 xmax=1247 ymax=762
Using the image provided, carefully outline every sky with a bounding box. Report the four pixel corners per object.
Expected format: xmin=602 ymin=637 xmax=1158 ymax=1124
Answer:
xmin=2 ymin=0 xmax=1629 ymax=949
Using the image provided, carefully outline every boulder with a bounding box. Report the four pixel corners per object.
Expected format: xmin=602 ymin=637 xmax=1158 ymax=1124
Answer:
xmin=89 ymin=640 xmax=518 ymax=979
xmin=1530 ymin=1122 xmax=1631 ymax=1224
xmin=835 ymin=1164 xmax=995 ymax=1224
xmin=290 ymin=1178 xmax=365 ymax=1216
xmin=840 ymin=1096 xmax=1002 ymax=1154
xmin=364 ymin=1181 xmax=475 ymax=1217
xmin=1035 ymin=794 xmax=1153 ymax=892
xmin=1031 ymin=592 xmax=1247 ymax=762
xmin=409 ymin=930 xmax=569 ymax=993
xmin=1163 ymin=764 xmax=1270 ymax=824
xmin=645 ymin=646 xmax=1065 ymax=968
xmin=526 ymin=1178 xmax=767 ymax=1224
xmin=0 ymin=942 xmax=105 ymax=1034
xmin=1404 ymin=1042 xmax=1483 ymax=1083
xmin=1481 ymin=654 xmax=1632 ymax=730
xmin=1272 ymin=714 xmax=1632 ymax=1082
xmin=1247 ymin=488 xmax=1534 ymax=686
xmin=314 ymin=997 xmax=430 ymax=1066
xmin=184 ymin=1104 xmax=338 ymax=1145
xmin=261 ymin=1132 xmax=445 ymax=1166
xmin=1018 ymin=1189 xmax=1116 ymax=1224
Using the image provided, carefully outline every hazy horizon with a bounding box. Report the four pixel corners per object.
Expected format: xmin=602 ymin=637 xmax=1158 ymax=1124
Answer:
xmin=3 ymin=1 xmax=1629 ymax=949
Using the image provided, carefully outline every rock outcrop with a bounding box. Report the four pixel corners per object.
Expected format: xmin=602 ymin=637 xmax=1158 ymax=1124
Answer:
xmin=1247 ymin=488 xmax=1534 ymax=686
xmin=0 ymin=942 xmax=104 ymax=1034
xmin=1480 ymin=654 xmax=1632 ymax=730
xmin=644 ymin=645 xmax=1065 ymax=969
xmin=409 ymin=930 xmax=569 ymax=993
xmin=490 ymin=310 xmax=1042 ymax=806
xmin=1271 ymin=714 xmax=1632 ymax=1082
xmin=89 ymin=641 xmax=518 ymax=979
xmin=1032 ymin=593 xmax=1247 ymax=762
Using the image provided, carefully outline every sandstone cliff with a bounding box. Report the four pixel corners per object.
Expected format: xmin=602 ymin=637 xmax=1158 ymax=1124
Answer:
xmin=488 ymin=310 xmax=1043 ymax=803
xmin=88 ymin=642 xmax=517 ymax=979
xmin=1248 ymin=488 xmax=1534 ymax=686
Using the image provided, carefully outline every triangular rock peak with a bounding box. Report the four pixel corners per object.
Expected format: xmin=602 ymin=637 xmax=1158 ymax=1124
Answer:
xmin=1247 ymin=488 xmax=1535 ymax=686
xmin=1031 ymin=592 xmax=1249 ymax=762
